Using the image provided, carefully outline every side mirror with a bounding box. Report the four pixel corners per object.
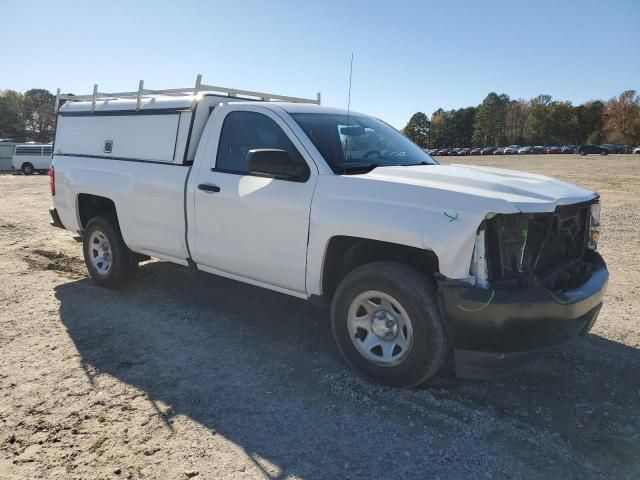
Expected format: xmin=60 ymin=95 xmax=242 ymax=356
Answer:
xmin=246 ymin=149 xmax=309 ymax=181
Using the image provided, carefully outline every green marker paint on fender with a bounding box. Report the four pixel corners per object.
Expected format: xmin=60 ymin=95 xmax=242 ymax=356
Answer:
xmin=444 ymin=211 xmax=459 ymax=222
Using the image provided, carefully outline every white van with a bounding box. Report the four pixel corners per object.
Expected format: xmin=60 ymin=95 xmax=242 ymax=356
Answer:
xmin=12 ymin=143 xmax=53 ymax=175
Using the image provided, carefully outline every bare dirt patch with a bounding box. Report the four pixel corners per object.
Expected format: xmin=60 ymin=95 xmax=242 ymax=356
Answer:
xmin=0 ymin=156 xmax=639 ymax=479
xmin=23 ymin=249 xmax=87 ymax=279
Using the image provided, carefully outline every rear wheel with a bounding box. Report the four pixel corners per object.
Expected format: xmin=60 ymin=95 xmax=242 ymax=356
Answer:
xmin=331 ymin=261 xmax=448 ymax=387
xmin=21 ymin=163 xmax=34 ymax=175
xmin=83 ymin=215 xmax=138 ymax=288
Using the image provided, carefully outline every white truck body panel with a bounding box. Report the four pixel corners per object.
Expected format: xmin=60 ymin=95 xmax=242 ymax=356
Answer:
xmin=53 ymin=156 xmax=190 ymax=264
xmin=51 ymin=97 xmax=598 ymax=299
xmin=304 ymin=164 xmax=596 ymax=294
xmin=188 ymin=104 xmax=319 ymax=293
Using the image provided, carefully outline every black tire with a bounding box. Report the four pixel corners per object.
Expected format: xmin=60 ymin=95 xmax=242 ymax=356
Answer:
xmin=83 ymin=214 xmax=138 ymax=288
xmin=331 ymin=261 xmax=448 ymax=387
xmin=21 ymin=163 xmax=34 ymax=175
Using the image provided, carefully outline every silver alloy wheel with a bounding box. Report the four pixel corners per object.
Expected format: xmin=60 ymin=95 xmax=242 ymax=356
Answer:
xmin=347 ymin=290 xmax=414 ymax=366
xmin=88 ymin=230 xmax=112 ymax=276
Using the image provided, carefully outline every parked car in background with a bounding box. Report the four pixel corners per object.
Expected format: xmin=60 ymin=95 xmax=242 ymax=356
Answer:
xmin=600 ymin=144 xmax=628 ymax=154
xmin=504 ymin=145 xmax=521 ymax=154
xmin=11 ymin=143 xmax=53 ymax=174
xmin=494 ymin=147 xmax=505 ymax=155
xmin=578 ymin=144 xmax=609 ymax=155
xmin=518 ymin=146 xmax=532 ymax=154
xmin=481 ymin=147 xmax=495 ymax=155
xmin=469 ymin=147 xmax=482 ymax=155
xmin=545 ymin=146 xmax=561 ymax=154
xmin=457 ymin=148 xmax=470 ymax=156
xmin=437 ymin=148 xmax=450 ymax=156
xmin=427 ymin=149 xmax=439 ymax=156
xmin=532 ymin=146 xmax=546 ymax=154
xmin=633 ymin=146 xmax=640 ymax=154
xmin=561 ymin=145 xmax=577 ymax=154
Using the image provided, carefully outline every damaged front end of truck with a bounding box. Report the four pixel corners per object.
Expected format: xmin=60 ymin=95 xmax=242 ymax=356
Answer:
xmin=439 ymin=199 xmax=608 ymax=378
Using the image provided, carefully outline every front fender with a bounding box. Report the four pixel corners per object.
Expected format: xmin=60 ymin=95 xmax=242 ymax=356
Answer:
xmin=305 ymin=175 xmax=518 ymax=296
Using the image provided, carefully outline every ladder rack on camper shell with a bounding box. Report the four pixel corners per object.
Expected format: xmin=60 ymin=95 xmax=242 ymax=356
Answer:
xmin=54 ymin=74 xmax=321 ymax=113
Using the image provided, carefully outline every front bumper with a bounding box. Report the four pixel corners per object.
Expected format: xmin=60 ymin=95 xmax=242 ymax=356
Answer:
xmin=438 ymin=251 xmax=608 ymax=379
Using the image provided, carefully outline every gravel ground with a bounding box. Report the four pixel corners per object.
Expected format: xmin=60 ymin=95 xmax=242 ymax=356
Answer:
xmin=0 ymin=154 xmax=639 ymax=480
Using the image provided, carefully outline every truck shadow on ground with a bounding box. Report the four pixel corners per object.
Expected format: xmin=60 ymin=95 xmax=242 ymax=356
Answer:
xmin=54 ymin=261 xmax=640 ymax=478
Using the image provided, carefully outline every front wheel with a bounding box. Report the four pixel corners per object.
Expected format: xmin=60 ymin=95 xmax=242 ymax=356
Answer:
xmin=83 ymin=215 xmax=138 ymax=288
xmin=331 ymin=261 xmax=448 ymax=387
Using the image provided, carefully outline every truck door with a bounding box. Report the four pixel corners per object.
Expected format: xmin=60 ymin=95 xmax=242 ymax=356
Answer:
xmin=189 ymin=106 xmax=318 ymax=295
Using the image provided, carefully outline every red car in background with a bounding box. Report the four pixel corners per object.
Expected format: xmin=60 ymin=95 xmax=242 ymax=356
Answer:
xmin=469 ymin=147 xmax=482 ymax=155
xmin=545 ymin=146 xmax=561 ymax=154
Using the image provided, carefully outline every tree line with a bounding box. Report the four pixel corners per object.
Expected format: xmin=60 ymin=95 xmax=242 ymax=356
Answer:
xmin=2 ymin=87 xmax=640 ymax=148
xmin=0 ymin=89 xmax=57 ymax=143
xmin=403 ymin=90 xmax=640 ymax=149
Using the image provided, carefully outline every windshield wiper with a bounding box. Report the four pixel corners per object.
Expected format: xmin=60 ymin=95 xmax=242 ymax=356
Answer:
xmin=334 ymin=162 xmax=379 ymax=175
xmin=405 ymin=161 xmax=434 ymax=166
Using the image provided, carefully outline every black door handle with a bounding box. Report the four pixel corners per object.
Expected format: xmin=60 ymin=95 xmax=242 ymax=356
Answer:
xmin=198 ymin=183 xmax=220 ymax=193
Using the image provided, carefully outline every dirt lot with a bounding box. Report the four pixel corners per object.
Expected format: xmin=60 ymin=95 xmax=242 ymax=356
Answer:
xmin=0 ymin=154 xmax=639 ymax=479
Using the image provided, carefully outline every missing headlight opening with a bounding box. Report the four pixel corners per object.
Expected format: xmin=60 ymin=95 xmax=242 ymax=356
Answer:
xmin=588 ymin=202 xmax=601 ymax=249
xmin=482 ymin=200 xmax=598 ymax=291
xmin=470 ymin=228 xmax=489 ymax=288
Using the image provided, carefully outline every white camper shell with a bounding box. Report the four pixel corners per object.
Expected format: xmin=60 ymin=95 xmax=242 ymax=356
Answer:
xmin=56 ymin=95 xmax=227 ymax=164
xmin=12 ymin=143 xmax=53 ymax=174
xmin=54 ymin=75 xmax=321 ymax=165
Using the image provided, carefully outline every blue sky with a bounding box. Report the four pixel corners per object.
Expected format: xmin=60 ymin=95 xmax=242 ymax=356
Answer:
xmin=2 ymin=0 xmax=639 ymax=127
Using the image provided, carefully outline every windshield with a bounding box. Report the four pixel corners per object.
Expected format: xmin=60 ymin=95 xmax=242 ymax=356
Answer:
xmin=291 ymin=113 xmax=437 ymax=173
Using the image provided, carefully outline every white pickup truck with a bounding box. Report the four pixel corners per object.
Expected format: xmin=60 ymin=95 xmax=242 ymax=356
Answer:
xmin=49 ymin=79 xmax=608 ymax=386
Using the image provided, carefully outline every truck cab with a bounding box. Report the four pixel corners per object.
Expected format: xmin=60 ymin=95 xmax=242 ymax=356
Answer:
xmin=49 ymin=77 xmax=608 ymax=386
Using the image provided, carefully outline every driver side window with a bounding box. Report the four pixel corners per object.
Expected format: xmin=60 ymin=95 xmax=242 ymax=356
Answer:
xmin=216 ymin=111 xmax=306 ymax=174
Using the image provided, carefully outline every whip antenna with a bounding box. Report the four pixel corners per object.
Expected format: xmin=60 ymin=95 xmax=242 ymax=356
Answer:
xmin=344 ymin=53 xmax=354 ymax=161
xmin=346 ymin=52 xmax=354 ymax=124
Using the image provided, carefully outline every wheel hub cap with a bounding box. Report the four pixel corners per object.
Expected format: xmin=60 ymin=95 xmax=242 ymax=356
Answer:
xmin=347 ymin=290 xmax=414 ymax=367
xmin=371 ymin=310 xmax=399 ymax=340
xmin=88 ymin=230 xmax=112 ymax=276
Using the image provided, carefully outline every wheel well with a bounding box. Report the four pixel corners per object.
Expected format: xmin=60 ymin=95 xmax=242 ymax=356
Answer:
xmin=77 ymin=194 xmax=117 ymax=229
xmin=322 ymin=236 xmax=439 ymax=299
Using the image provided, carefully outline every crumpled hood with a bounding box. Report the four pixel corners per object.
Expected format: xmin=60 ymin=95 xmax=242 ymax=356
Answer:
xmin=361 ymin=164 xmax=597 ymax=212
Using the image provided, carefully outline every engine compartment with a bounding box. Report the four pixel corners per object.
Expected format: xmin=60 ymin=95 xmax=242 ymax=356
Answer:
xmin=484 ymin=200 xmax=596 ymax=291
